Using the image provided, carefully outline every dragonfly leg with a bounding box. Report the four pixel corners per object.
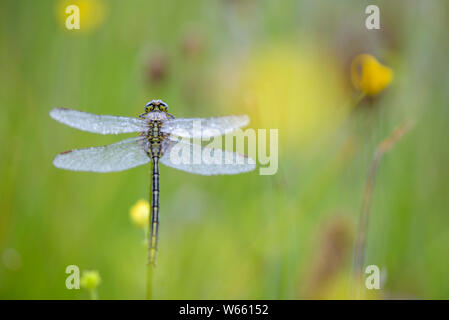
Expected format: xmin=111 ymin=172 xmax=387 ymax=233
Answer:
xmin=148 ymin=157 xmax=160 ymax=266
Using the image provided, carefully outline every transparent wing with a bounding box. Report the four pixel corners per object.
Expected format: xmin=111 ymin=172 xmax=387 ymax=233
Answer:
xmin=50 ymin=108 xmax=146 ymax=134
xmin=53 ymin=137 xmax=150 ymax=172
xmin=160 ymin=139 xmax=255 ymax=175
xmin=161 ymin=115 xmax=249 ymax=139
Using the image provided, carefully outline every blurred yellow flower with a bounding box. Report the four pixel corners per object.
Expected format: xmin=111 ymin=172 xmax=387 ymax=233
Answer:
xmin=56 ymin=0 xmax=107 ymax=32
xmin=129 ymin=199 xmax=149 ymax=229
xmin=80 ymin=270 xmax=101 ymax=290
xmin=351 ymin=54 xmax=393 ymax=96
xmin=217 ymin=41 xmax=350 ymax=148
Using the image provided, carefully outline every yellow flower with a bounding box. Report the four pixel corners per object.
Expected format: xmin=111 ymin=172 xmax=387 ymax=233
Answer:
xmin=351 ymin=54 xmax=393 ymax=96
xmin=129 ymin=199 xmax=149 ymax=229
xmin=80 ymin=270 xmax=101 ymax=290
xmin=217 ymin=41 xmax=350 ymax=148
xmin=56 ymin=0 xmax=107 ymax=32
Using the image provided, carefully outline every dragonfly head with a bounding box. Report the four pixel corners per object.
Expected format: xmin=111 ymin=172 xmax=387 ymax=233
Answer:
xmin=144 ymin=99 xmax=169 ymax=113
xmin=140 ymin=99 xmax=173 ymax=119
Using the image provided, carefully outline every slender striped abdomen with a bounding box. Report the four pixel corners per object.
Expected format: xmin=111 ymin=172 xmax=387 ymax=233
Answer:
xmin=149 ymin=156 xmax=160 ymax=266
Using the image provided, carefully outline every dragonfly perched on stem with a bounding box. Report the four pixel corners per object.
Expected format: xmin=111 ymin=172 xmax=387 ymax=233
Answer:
xmin=50 ymin=100 xmax=255 ymax=266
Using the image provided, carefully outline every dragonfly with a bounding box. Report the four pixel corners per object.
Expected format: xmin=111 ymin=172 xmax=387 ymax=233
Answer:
xmin=50 ymin=99 xmax=255 ymax=266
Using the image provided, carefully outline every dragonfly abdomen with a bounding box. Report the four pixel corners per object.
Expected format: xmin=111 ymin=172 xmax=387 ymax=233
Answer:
xmin=146 ymin=119 xmax=165 ymax=266
xmin=149 ymin=156 xmax=160 ymax=266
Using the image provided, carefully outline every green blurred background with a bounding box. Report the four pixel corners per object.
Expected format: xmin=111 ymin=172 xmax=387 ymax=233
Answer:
xmin=1 ymin=0 xmax=449 ymax=299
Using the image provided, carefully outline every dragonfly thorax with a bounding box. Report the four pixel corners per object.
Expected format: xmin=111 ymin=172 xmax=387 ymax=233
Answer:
xmin=142 ymin=110 xmax=173 ymax=122
xmin=142 ymin=113 xmax=173 ymax=159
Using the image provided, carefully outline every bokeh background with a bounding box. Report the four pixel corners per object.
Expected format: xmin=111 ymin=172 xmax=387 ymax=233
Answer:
xmin=1 ymin=0 xmax=449 ymax=299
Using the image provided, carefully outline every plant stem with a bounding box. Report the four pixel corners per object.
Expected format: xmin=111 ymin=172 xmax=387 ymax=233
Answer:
xmin=89 ymin=289 xmax=98 ymax=300
xmin=352 ymin=93 xmax=366 ymax=110
xmin=352 ymin=120 xmax=413 ymax=299
xmin=146 ymin=263 xmax=154 ymax=300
